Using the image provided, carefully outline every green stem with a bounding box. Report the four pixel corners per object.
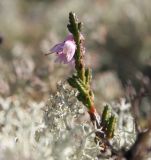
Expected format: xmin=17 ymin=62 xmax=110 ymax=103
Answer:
xmin=68 ymin=12 xmax=85 ymax=82
xmin=66 ymin=12 xmax=117 ymax=149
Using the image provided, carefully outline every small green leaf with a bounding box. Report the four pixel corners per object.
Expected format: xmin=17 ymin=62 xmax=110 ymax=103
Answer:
xmin=101 ymin=105 xmax=111 ymax=124
xmin=85 ymin=68 xmax=92 ymax=85
xmin=106 ymin=115 xmax=117 ymax=138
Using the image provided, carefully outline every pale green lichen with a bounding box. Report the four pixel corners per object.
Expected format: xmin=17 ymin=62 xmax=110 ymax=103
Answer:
xmin=0 ymin=82 xmax=137 ymax=160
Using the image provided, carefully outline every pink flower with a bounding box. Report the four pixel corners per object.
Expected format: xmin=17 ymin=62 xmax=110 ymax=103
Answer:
xmin=47 ymin=34 xmax=76 ymax=64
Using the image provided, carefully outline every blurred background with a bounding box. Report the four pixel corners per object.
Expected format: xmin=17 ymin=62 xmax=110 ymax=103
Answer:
xmin=0 ymin=0 xmax=151 ymax=112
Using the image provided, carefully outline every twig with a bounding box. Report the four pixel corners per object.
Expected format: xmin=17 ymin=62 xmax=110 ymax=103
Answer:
xmin=67 ymin=12 xmax=117 ymax=150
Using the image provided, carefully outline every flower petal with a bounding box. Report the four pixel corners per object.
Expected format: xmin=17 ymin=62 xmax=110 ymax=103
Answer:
xmin=64 ymin=34 xmax=74 ymax=41
xmin=63 ymin=41 xmax=76 ymax=62
xmin=55 ymin=54 xmax=67 ymax=64
xmin=49 ymin=42 xmax=64 ymax=53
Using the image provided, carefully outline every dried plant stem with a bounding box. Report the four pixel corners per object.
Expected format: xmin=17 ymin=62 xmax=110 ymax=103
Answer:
xmin=124 ymin=118 xmax=151 ymax=160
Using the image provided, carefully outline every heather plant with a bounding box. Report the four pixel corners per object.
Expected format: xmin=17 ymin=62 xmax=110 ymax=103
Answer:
xmin=0 ymin=4 xmax=151 ymax=159
xmin=44 ymin=12 xmax=151 ymax=160
xmin=47 ymin=12 xmax=117 ymax=149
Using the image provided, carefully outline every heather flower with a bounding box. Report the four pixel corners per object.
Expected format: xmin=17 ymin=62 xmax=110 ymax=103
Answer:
xmin=48 ymin=34 xmax=76 ymax=64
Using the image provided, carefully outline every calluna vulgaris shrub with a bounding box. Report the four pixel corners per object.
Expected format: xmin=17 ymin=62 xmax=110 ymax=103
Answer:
xmin=0 ymin=12 xmax=151 ymax=160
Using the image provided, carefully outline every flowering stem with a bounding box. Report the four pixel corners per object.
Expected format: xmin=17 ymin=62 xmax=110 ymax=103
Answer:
xmin=67 ymin=12 xmax=100 ymax=114
xmin=67 ymin=12 xmax=117 ymax=147
xmin=67 ymin=12 xmax=85 ymax=83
